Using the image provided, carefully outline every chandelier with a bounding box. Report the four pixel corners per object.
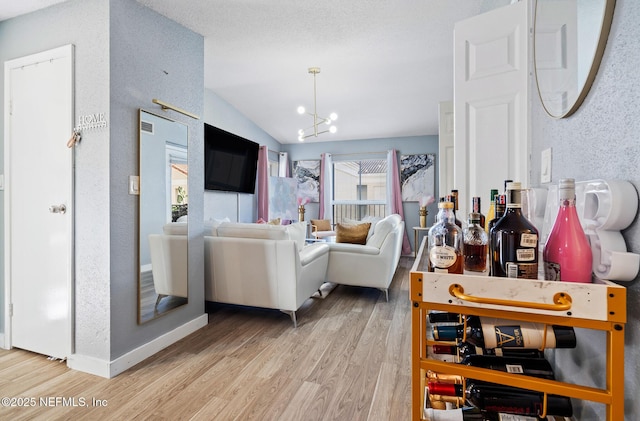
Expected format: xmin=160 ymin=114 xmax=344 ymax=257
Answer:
xmin=297 ymin=67 xmax=337 ymax=141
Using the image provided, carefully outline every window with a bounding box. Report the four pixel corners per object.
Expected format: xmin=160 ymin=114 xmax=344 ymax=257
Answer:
xmin=333 ymin=159 xmax=387 ymax=223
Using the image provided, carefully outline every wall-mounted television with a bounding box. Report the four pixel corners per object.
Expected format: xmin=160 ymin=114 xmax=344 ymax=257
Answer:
xmin=204 ymin=123 xmax=259 ymax=194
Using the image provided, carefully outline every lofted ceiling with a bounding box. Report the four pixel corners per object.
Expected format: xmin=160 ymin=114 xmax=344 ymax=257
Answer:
xmin=1 ymin=0 xmax=512 ymax=144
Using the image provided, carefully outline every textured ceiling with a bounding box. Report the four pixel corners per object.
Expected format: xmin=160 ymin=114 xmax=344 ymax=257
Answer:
xmin=2 ymin=0 xmax=512 ymax=144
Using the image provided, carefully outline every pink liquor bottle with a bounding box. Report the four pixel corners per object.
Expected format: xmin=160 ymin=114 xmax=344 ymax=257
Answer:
xmin=543 ymin=178 xmax=593 ymax=283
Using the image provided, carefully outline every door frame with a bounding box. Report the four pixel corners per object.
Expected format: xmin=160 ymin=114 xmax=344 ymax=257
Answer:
xmin=3 ymin=44 xmax=75 ymax=354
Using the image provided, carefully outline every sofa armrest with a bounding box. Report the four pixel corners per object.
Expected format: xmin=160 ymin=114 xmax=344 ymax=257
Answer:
xmin=326 ymin=242 xmax=381 ymax=255
xmin=300 ymin=242 xmax=330 ymax=266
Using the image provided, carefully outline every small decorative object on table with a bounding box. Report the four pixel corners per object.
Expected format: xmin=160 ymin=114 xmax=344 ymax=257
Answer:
xmin=419 ymin=195 xmax=435 ymax=228
xmin=297 ymin=195 xmax=310 ymax=222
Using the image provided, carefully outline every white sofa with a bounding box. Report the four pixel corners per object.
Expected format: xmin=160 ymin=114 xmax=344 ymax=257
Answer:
xmin=325 ymin=214 xmax=404 ymax=301
xmin=148 ymin=222 xmax=188 ymax=305
xmin=204 ymin=221 xmax=330 ymax=327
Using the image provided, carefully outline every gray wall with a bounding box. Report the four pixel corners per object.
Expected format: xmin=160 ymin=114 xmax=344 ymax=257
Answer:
xmin=109 ymin=0 xmax=204 ymax=358
xmin=529 ymin=1 xmax=640 ymax=419
xmin=0 ymin=0 xmax=205 ymax=365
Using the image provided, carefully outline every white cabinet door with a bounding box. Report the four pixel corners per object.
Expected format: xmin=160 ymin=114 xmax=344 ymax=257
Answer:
xmin=438 ymin=100 xmax=454 ymax=199
xmin=453 ymin=0 xmax=531 ymax=219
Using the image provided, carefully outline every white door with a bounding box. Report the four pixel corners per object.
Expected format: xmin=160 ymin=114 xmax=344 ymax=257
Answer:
xmin=438 ymin=100 xmax=454 ymax=198
xmin=453 ymin=0 xmax=530 ymax=219
xmin=4 ymin=45 xmax=74 ymax=359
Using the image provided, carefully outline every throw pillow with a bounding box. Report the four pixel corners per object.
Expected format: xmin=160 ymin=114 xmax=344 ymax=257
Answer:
xmin=286 ymin=221 xmax=307 ymax=252
xmin=268 ymin=218 xmax=281 ymax=225
xmin=310 ymin=219 xmax=331 ymax=232
xmin=336 ymin=222 xmax=371 ymax=245
xmin=342 ymin=216 xmax=381 ymax=240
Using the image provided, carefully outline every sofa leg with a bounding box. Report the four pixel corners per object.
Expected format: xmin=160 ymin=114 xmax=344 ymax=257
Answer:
xmin=280 ymin=310 xmax=298 ymax=328
xmin=380 ymin=288 xmax=389 ymax=302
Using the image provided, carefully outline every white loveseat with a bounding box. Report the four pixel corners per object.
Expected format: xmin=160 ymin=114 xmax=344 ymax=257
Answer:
xmin=204 ymin=221 xmax=330 ymax=327
xmin=325 ymin=214 xmax=404 ymax=301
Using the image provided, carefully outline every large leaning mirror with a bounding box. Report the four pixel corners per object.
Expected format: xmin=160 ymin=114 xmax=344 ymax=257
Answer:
xmin=534 ymin=0 xmax=615 ymax=118
xmin=138 ymin=109 xmax=189 ymax=324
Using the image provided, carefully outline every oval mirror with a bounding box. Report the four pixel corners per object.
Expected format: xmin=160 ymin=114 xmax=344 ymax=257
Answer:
xmin=533 ymin=0 xmax=616 ymax=118
xmin=138 ymin=109 xmax=189 ymax=324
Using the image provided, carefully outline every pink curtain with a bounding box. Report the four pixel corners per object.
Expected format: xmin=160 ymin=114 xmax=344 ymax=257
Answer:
xmin=388 ymin=149 xmax=412 ymax=255
xmin=257 ymin=146 xmax=269 ymax=221
xmin=319 ymin=153 xmax=326 ymax=219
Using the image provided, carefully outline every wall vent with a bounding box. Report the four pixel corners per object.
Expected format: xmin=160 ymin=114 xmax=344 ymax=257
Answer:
xmin=141 ymin=120 xmax=154 ymax=134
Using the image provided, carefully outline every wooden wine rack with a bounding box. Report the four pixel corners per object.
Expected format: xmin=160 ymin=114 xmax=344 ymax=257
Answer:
xmin=410 ymin=238 xmax=626 ymax=420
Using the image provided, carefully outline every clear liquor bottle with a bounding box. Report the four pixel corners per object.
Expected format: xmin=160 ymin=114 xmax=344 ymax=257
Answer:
xmin=490 ymin=182 xmax=539 ymax=279
xmin=543 ymin=178 xmax=593 ymax=283
xmin=427 ymin=201 xmax=464 ymax=274
xmin=463 ymin=213 xmax=488 ymax=272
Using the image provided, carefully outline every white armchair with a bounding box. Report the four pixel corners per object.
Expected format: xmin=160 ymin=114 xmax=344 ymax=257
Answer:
xmin=324 ymin=214 xmax=404 ymax=301
xmin=148 ymin=222 xmax=188 ymax=307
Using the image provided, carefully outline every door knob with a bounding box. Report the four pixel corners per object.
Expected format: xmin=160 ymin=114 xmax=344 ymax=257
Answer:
xmin=49 ymin=204 xmax=67 ymax=214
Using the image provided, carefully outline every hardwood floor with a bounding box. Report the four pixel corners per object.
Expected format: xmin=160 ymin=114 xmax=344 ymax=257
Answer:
xmin=0 ymin=257 xmax=414 ymax=421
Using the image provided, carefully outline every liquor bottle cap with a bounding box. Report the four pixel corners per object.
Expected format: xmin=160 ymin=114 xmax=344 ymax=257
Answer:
xmin=438 ymin=201 xmax=454 ymax=209
xmin=490 ymin=189 xmax=499 ymax=201
xmin=427 ymin=381 xmax=462 ymax=397
xmin=506 ymin=181 xmax=522 ymax=191
xmin=558 ymin=178 xmax=576 ymax=189
xmin=468 ymin=212 xmax=481 ymax=224
xmin=431 ymin=344 xmax=457 ymax=355
xmin=432 ymin=325 xmax=458 ymax=341
xmin=552 ymin=325 xmax=577 ymax=348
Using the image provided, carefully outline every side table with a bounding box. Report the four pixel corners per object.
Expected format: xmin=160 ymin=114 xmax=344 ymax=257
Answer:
xmin=412 ymin=226 xmax=429 ymax=257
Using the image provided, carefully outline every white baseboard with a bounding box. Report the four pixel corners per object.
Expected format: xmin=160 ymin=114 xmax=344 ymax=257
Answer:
xmin=67 ymin=314 xmax=208 ymax=378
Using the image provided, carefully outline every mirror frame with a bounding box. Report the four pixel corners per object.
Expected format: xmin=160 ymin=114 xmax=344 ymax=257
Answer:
xmin=137 ymin=109 xmax=189 ymax=324
xmin=533 ymin=0 xmax=616 ymax=118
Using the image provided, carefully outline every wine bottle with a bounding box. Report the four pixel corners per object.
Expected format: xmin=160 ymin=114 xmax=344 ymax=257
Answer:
xmin=424 ymin=406 xmax=541 ymax=421
xmin=490 ymin=182 xmax=539 ymax=279
xmin=459 ymin=355 xmax=555 ymax=379
xmin=464 ymin=213 xmax=489 ymax=272
xmin=430 ymin=342 xmax=545 ymax=360
xmin=427 ymin=380 xmax=573 ymax=418
xmin=472 ymin=196 xmax=486 ymax=228
xmin=543 ymin=178 xmax=593 ymax=283
xmin=431 ymin=316 xmax=577 ymax=349
xmin=427 ymin=201 xmax=464 ymax=274
xmin=429 ymin=312 xmax=463 ymax=323
xmin=465 ymin=380 xmax=573 ymax=417
xmin=447 ymin=193 xmax=464 ymax=228
xmin=484 ymin=189 xmax=499 ymax=233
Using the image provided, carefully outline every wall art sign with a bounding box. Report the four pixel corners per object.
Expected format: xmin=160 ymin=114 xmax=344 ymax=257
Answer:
xmin=77 ymin=113 xmax=108 ymax=130
xmin=292 ymin=160 xmax=320 ymax=203
xmin=400 ymin=153 xmax=436 ymax=202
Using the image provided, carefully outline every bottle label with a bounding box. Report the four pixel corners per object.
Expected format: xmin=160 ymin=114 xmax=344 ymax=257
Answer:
xmin=545 ymin=261 xmax=561 ymax=281
xmin=516 ymin=248 xmax=536 ymax=261
xmin=498 ymin=415 xmax=538 ymax=421
xmin=505 ymin=364 xmax=524 ymax=374
xmin=430 ymin=246 xmax=457 ymax=269
xmin=480 ymin=318 xmax=558 ymax=348
xmin=520 ymin=233 xmax=538 ymax=247
xmin=506 ymin=262 xmax=538 ymax=279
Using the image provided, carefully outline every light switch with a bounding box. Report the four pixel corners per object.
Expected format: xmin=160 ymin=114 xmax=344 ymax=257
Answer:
xmin=129 ymin=175 xmax=140 ymax=195
xmin=541 ymin=148 xmax=552 ymax=184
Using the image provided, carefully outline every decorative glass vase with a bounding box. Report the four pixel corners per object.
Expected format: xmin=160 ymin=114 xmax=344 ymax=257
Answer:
xmin=298 ymin=205 xmax=305 ymax=222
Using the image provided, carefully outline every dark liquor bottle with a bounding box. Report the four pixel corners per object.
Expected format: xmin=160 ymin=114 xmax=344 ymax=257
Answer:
xmin=459 ymin=355 xmax=555 ymax=379
xmin=427 ymin=201 xmax=464 ymax=274
xmin=431 ymin=316 xmax=577 ymax=349
xmin=487 ymin=194 xmax=506 ymax=276
xmin=490 ymin=182 xmax=539 ymax=279
xmin=465 ymin=380 xmax=573 ymax=417
xmin=430 ymin=342 xmax=545 ymax=359
xmin=428 ymin=312 xmax=463 ymax=323
xmin=471 ymin=196 xmax=486 ymax=228
xmin=463 ymin=213 xmax=489 ymax=272
xmin=424 ymin=406 xmax=542 ymax=420
xmin=447 ymin=194 xmax=464 ymax=228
